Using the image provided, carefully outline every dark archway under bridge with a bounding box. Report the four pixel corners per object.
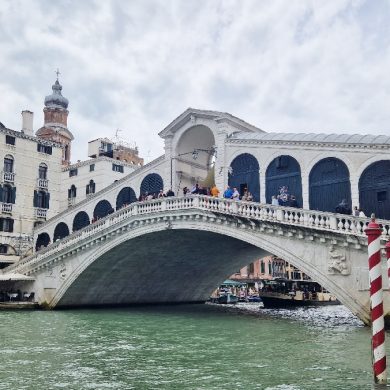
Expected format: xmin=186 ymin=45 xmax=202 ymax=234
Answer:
xmin=57 ymin=230 xmax=267 ymax=307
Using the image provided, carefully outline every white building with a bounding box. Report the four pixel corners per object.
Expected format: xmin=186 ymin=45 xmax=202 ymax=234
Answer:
xmin=0 ymin=77 xmax=144 ymax=265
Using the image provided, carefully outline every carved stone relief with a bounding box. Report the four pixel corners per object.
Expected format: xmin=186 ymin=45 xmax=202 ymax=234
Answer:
xmin=328 ymin=245 xmax=350 ymax=275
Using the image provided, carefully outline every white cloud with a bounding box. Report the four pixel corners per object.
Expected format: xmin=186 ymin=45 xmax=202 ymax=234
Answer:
xmin=0 ymin=0 xmax=389 ymax=162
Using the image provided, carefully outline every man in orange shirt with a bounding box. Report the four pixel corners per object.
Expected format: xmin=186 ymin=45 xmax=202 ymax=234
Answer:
xmin=210 ymin=184 xmax=220 ymax=197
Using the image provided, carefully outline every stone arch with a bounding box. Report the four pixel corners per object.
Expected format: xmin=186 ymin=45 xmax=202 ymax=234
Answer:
xmin=53 ymin=222 xmax=70 ymax=242
xmin=93 ymin=199 xmax=114 ymax=220
xmin=173 ymin=124 xmax=216 ymax=192
xmin=309 ymin=157 xmax=351 ymax=212
xmin=266 ymin=155 xmax=302 ymax=207
xmin=35 ymin=232 xmax=50 ymax=251
xmin=72 ymin=211 xmax=90 ymax=232
xmin=228 ymin=153 xmax=260 ymax=201
xmin=359 ymin=160 xmax=390 ymax=220
xmin=50 ymin=220 xmax=369 ymax=324
xmin=140 ymin=174 xmax=164 ymax=197
xmin=116 ymin=187 xmax=137 ymax=210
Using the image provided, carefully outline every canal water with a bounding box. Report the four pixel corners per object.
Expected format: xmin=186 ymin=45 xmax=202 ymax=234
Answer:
xmin=0 ymin=304 xmax=387 ymax=389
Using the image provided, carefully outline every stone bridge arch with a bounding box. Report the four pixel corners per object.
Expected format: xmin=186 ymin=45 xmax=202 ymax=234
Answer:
xmin=38 ymin=215 xmax=371 ymax=324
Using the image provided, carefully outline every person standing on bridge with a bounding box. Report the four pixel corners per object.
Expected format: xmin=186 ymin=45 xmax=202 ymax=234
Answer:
xmin=223 ymin=186 xmax=233 ymax=199
xmin=232 ymin=187 xmax=240 ymax=200
xmin=211 ymin=184 xmax=220 ymax=197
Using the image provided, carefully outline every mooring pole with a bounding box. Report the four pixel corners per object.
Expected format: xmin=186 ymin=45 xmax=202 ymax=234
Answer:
xmin=365 ymin=215 xmax=387 ymax=384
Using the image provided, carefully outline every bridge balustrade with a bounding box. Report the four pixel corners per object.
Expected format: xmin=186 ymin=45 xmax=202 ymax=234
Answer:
xmin=4 ymin=195 xmax=390 ymax=275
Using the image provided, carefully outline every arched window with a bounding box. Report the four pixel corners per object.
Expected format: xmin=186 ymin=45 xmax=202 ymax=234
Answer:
xmin=359 ymin=160 xmax=390 ymax=220
xmin=93 ymin=199 xmax=113 ymax=220
xmin=265 ymin=155 xmax=302 ymax=207
xmin=86 ymin=180 xmax=96 ymax=195
xmin=35 ymin=232 xmax=50 ymax=251
xmin=68 ymin=185 xmax=77 ymax=199
xmin=53 ymin=222 xmax=70 ymax=241
xmin=1 ymin=184 xmax=15 ymax=204
xmin=309 ymin=157 xmax=351 ymax=212
xmin=73 ymin=211 xmax=90 ymax=231
xmin=140 ymin=174 xmax=163 ymax=197
xmin=38 ymin=163 xmax=48 ymax=179
xmin=228 ymin=153 xmax=260 ymax=201
xmin=3 ymin=155 xmax=14 ymax=173
xmin=116 ymin=187 xmax=137 ymax=210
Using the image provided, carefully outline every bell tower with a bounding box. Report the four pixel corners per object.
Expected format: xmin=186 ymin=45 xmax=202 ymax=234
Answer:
xmin=36 ymin=70 xmax=74 ymax=165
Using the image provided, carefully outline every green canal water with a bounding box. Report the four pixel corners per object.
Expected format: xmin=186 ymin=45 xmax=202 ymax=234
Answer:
xmin=0 ymin=304 xmax=387 ymax=389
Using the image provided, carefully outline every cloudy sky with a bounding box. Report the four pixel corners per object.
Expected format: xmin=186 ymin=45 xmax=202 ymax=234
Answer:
xmin=0 ymin=0 xmax=389 ymax=163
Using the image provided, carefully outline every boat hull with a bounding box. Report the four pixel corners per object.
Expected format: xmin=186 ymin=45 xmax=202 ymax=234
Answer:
xmin=259 ymin=294 xmax=340 ymax=308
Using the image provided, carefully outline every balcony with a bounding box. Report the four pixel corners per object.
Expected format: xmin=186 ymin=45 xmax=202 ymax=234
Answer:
xmin=1 ymin=203 xmax=13 ymax=214
xmin=3 ymin=171 xmax=15 ymax=183
xmin=37 ymin=178 xmax=49 ymax=189
xmin=35 ymin=208 xmax=47 ymax=219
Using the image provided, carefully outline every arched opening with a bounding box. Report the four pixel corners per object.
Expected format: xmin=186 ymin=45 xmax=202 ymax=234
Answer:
xmin=53 ymin=222 xmax=70 ymax=241
xmin=93 ymin=199 xmax=114 ymax=220
xmin=86 ymin=180 xmax=96 ymax=195
xmin=140 ymin=174 xmax=164 ymax=197
xmin=68 ymin=185 xmax=77 ymax=199
xmin=359 ymin=160 xmax=390 ymax=219
xmin=174 ymin=125 xmax=216 ymax=193
xmin=266 ymin=155 xmax=302 ymax=207
xmin=38 ymin=163 xmax=48 ymax=179
xmin=309 ymin=158 xmax=351 ymax=212
xmin=3 ymin=155 xmax=14 ymax=173
xmin=1 ymin=184 xmax=15 ymax=204
xmin=228 ymin=153 xmax=260 ymax=201
xmin=116 ymin=187 xmax=137 ymax=210
xmin=35 ymin=232 xmax=51 ymax=251
xmin=73 ymin=211 xmax=90 ymax=232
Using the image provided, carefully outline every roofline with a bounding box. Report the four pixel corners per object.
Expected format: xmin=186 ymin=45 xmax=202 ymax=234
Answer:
xmin=0 ymin=126 xmax=63 ymax=148
xmin=158 ymin=108 xmax=264 ymax=138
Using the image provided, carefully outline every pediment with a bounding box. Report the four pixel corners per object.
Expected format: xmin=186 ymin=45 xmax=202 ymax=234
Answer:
xmin=158 ymin=108 xmax=265 ymax=139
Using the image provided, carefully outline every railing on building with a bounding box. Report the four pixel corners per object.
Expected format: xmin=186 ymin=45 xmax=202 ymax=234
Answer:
xmin=35 ymin=208 xmax=47 ymax=219
xmin=1 ymin=203 xmax=13 ymax=214
xmin=2 ymin=171 xmax=15 ymax=183
xmin=5 ymin=195 xmax=390 ymax=275
xmin=37 ymin=178 xmax=49 ymax=189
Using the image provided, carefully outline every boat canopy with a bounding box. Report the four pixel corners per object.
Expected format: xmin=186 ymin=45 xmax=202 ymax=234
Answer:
xmin=221 ymin=279 xmax=246 ymax=287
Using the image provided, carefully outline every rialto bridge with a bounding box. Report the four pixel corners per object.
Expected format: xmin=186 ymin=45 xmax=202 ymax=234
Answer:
xmin=2 ymin=108 xmax=390 ymax=324
xmin=3 ymin=195 xmax=390 ymax=325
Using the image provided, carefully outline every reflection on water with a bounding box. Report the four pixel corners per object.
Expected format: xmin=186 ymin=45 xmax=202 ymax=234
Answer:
xmin=0 ymin=304 xmax=383 ymax=389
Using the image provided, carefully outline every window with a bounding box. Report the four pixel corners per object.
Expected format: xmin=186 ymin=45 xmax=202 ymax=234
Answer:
xmin=0 ymin=244 xmax=7 ymax=254
xmin=86 ymin=180 xmax=96 ymax=195
xmin=34 ymin=190 xmax=50 ymax=209
xmin=112 ymin=164 xmax=124 ymax=173
xmin=5 ymin=135 xmax=15 ymax=146
xmin=39 ymin=163 xmax=48 ymax=179
xmin=37 ymin=144 xmax=52 ymax=155
xmin=260 ymin=261 xmax=265 ymax=274
xmin=2 ymin=184 xmax=16 ymax=204
xmin=3 ymin=155 xmax=13 ymax=173
xmin=89 ymin=164 xmax=95 ymax=172
xmin=249 ymin=262 xmax=254 ymax=274
xmin=68 ymin=185 xmax=77 ymax=199
xmin=0 ymin=218 xmax=14 ymax=232
xmin=69 ymin=168 xmax=78 ymax=177
xmin=268 ymin=262 xmax=272 ymax=275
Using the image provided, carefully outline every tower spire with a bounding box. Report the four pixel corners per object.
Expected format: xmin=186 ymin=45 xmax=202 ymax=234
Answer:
xmin=55 ymin=68 xmax=61 ymax=81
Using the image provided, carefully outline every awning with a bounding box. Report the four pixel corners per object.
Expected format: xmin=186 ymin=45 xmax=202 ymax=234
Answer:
xmin=0 ymin=273 xmax=35 ymax=281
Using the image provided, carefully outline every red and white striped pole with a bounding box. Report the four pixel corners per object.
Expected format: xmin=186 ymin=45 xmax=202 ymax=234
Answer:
xmin=365 ymin=216 xmax=386 ymax=384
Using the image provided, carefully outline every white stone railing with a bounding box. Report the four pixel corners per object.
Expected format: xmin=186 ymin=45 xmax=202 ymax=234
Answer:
xmin=2 ymin=171 xmax=15 ymax=182
xmin=1 ymin=203 xmax=12 ymax=213
xmin=4 ymin=195 xmax=390 ymax=274
xmin=35 ymin=208 xmax=47 ymax=219
xmin=37 ymin=178 xmax=49 ymax=189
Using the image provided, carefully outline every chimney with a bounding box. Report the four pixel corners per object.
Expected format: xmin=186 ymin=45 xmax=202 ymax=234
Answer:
xmin=21 ymin=110 xmax=34 ymax=135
